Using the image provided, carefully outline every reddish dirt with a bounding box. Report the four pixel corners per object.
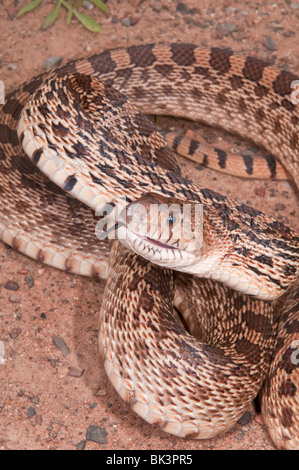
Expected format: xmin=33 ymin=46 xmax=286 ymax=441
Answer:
xmin=0 ymin=0 xmax=298 ymax=450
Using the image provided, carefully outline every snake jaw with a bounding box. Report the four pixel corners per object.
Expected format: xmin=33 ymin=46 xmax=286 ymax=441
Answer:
xmin=117 ymin=223 xmax=195 ymax=267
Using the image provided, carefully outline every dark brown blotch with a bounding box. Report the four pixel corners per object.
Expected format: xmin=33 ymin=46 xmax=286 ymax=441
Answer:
xmin=272 ymin=69 xmax=298 ymax=97
xmin=127 ymin=44 xmax=156 ymax=68
xmin=138 ymin=289 xmax=155 ymax=313
xmin=229 ymin=75 xmax=244 ymax=90
xmin=209 ymin=48 xmax=233 ymax=75
xmin=23 ymin=76 xmax=44 ymax=95
xmin=194 ymin=66 xmax=213 ymax=80
xmin=0 ymin=124 xmax=19 ymax=146
xmin=56 ymin=104 xmax=71 ymax=120
xmin=278 ymin=379 xmax=297 ymax=398
xmin=115 ymin=67 xmax=133 ymax=81
xmin=236 ymin=203 xmax=262 ymax=217
xmin=88 ymin=50 xmax=116 ymax=75
xmin=154 ymin=64 xmax=174 ymax=77
xmin=281 ymin=98 xmax=296 ymax=113
xmin=200 ymin=188 xmax=227 ymax=202
xmin=242 ymin=309 xmax=272 ymax=334
xmin=242 ymin=56 xmax=267 ymax=83
xmin=254 ymin=84 xmax=269 ymax=98
xmin=235 ymin=337 xmax=261 ymax=363
xmin=254 ymin=254 xmax=273 ymax=267
xmin=170 ymin=43 xmax=196 ymax=67
xmin=52 ymin=121 xmax=69 ymax=138
xmin=290 ymin=131 xmax=299 ymax=151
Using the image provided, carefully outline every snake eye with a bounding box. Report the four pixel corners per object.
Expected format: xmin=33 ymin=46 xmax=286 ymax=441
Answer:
xmin=168 ymin=213 xmax=176 ymax=225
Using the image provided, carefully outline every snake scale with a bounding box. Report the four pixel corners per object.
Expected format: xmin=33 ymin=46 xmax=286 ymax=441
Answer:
xmin=0 ymin=43 xmax=298 ymax=449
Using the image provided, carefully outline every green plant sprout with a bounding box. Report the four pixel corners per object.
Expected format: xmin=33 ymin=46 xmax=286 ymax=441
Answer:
xmin=16 ymin=0 xmax=109 ymax=33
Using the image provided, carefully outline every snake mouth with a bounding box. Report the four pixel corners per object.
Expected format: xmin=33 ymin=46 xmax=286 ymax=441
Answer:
xmin=144 ymin=236 xmax=179 ymax=250
xmin=117 ymin=221 xmax=180 ymax=252
xmin=118 ymin=224 xmax=183 ymax=258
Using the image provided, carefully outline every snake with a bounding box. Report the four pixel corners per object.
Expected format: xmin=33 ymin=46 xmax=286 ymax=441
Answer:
xmin=0 ymin=43 xmax=298 ymax=449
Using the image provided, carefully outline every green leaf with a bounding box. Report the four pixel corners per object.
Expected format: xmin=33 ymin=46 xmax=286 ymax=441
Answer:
xmin=42 ymin=0 xmax=62 ymax=29
xmin=90 ymin=0 xmax=109 ymax=15
xmin=73 ymin=10 xmax=102 ymax=32
xmin=66 ymin=8 xmax=73 ymax=25
xmin=16 ymin=0 xmax=43 ymax=18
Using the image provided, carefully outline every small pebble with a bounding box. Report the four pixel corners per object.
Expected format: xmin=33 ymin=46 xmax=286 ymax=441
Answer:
xmin=9 ymin=328 xmax=22 ymax=339
xmin=18 ymin=269 xmax=29 ymax=275
xmin=151 ymin=3 xmax=162 ymax=12
xmin=264 ymin=36 xmax=276 ymax=51
xmin=176 ymin=2 xmax=191 ymax=13
xmin=27 ymin=407 xmax=36 ymax=418
xmin=220 ymin=22 xmax=238 ymax=34
xmin=130 ymin=17 xmax=139 ymax=26
xmin=284 ymin=30 xmax=295 ymax=37
xmin=43 ymin=56 xmax=63 ymax=69
xmin=9 ymin=293 xmax=22 ymax=303
xmin=34 ymin=414 xmax=43 ymax=426
xmin=89 ymin=402 xmax=98 ymax=409
xmin=290 ymin=2 xmax=299 ymax=9
xmin=29 ymin=396 xmax=40 ymax=404
xmin=25 ymin=275 xmax=34 ymax=288
xmin=52 ymin=336 xmax=70 ymax=357
xmin=225 ymin=6 xmax=237 ymax=13
xmin=76 ymin=440 xmax=86 ymax=450
xmin=68 ymin=367 xmax=84 ymax=377
xmin=121 ymin=17 xmax=132 ymax=27
xmin=4 ymin=281 xmax=19 ymax=291
xmin=83 ymin=0 xmax=94 ymax=10
xmin=237 ymin=410 xmax=252 ymax=426
xmin=86 ymin=425 xmax=107 ymax=444
xmin=176 ymin=2 xmax=200 ymax=14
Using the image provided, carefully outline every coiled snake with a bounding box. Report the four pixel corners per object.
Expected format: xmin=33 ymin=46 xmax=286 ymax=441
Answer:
xmin=0 ymin=44 xmax=298 ymax=449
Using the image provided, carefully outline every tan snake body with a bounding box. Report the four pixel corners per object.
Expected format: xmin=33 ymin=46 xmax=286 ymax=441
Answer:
xmin=0 ymin=44 xmax=298 ymax=448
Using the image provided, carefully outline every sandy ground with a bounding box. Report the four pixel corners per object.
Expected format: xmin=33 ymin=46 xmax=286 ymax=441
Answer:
xmin=0 ymin=0 xmax=298 ymax=450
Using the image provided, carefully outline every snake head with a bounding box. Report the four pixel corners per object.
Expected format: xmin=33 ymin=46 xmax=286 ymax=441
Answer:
xmin=116 ymin=192 xmax=217 ymax=271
